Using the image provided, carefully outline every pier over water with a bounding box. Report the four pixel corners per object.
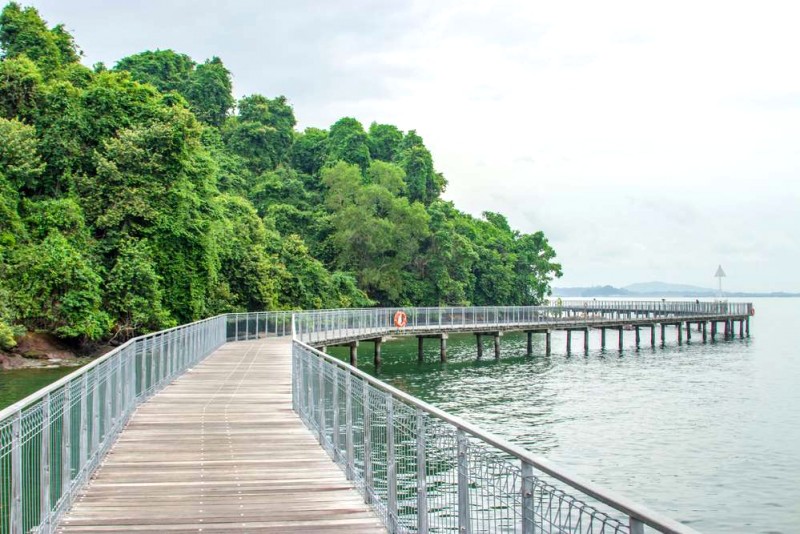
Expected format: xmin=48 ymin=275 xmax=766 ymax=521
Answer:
xmin=0 ymin=301 xmax=749 ymax=534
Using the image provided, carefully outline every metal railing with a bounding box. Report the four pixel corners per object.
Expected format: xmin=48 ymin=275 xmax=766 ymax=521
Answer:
xmin=1 ymin=301 xmax=744 ymax=534
xmin=0 ymin=315 xmax=227 ymax=534
xmin=291 ymin=318 xmax=702 ymax=534
xmin=291 ymin=302 xmax=752 ymax=346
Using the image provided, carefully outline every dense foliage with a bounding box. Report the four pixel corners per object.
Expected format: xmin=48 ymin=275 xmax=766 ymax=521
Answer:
xmin=0 ymin=3 xmax=561 ymax=348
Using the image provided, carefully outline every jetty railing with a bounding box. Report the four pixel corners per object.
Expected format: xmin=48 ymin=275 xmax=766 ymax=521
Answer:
xmin=0 ymin=315 xmax=227 ymax=534
xmin=1 ymin=300 xmax=745 ymax=534
xmin=290 ymin=310 xmax=703 ymax=534
xmin=289 ymin=302 xmax=752 ymax=346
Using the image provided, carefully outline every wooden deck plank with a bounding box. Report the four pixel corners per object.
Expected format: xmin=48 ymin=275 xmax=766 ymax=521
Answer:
xmin=57 ymin=338 xmax=385 ymax=533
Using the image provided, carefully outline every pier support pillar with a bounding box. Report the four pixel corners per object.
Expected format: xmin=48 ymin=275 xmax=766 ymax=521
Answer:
xmin=660 ymin=323 xmax=666 ymax=345
xmin=526 ymin=331 xmax=533 ymax=356
xmin=739 ymin=319 xmax=744 ymax=339
xmin=321 ymin=346 xmax=327 ymax=353
xmin=702 ymin=321 xmax=707 ymax=343
xmin=724 ymin=320 xmax=730 ymax=339
xmin=600 ymin=328 xmax=606 ymax=350
xmin=650 ymin=325 xmax=656 ymax=347
xmin=566 ymin=330 xmax=572 ymax=354
xmin=440 ymin=334 xmax=447 ymax=363
xmin=746 ymin=317 xmax=750 ymax=337
xmin=635 ymin=326 xmax=640 ymax=348
xmin=494 ymin=333 xmax=502 ymax=359
xmin=418 ymin=336 xmax=424 ymax=362
xmin=686 ymin=322 xmax=692 ymax=341
xmin=584 ymin=328 xmax=589 ymax=352
xmin=711 ymin=321 xmax=717 ymax=342
xmin=545 ymin=331 xmax=551 ymax=355
xmin=374 ymin=338 xmax=382 ymax=368
xmin=618 ymin=326 xmax=624 ymax=351
xmin=697 ymin=322 xmax=702 ymax=332
xmin=349 ymin=341 xmax=359 ymax=367
xmin=476 ymin=334 xmax=483 ymax=359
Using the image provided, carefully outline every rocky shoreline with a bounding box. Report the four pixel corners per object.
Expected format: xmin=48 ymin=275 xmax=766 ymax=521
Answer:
xmin=1 ymin=332 xmax=108 ymax=370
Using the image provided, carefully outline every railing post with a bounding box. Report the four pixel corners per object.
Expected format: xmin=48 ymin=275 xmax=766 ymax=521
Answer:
xmin=457 ymin=429 xmax=471 ymax=534
xmin=333 ymin=368 xmax=340 ymax=462
xmin=79 ymin=374 xmax=88 ymax=472
xmin=11 ymin=411 xmax=22 ymax=534
xmin=345 ymin=373 xmax=354 ymax=481
xmin=105 ymin=363 xmax=112 ymax=442
xmin=91 ymin=371 xmax=100 ymax=458
xmin=387 ymin=394 xmax=397 ymax=532
xmin=416 ymin=408 xmax=428 ymax=534
xmin=317 ymin=358 xmax=325 ymax=447
xmin=363 ymin=380 xmax=373 ymax=504
xmin=41 ymin=393 xmax=51 ymax=529
xmin=138 ymin=338 xmax=146 ymax=398
xmin=62 ymin=382 xmax=72 ymax=498
xmin=630 ymin=517 xmax=645 ymax=534
xmin=521 ymin=461 xmax=534 ymax=534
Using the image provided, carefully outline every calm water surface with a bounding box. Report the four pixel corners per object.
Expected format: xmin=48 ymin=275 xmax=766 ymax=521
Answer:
xmin=330 ymin=298 xmax=800 ymax=533
xmin=0 ymin=365 xmax=84 ymax=409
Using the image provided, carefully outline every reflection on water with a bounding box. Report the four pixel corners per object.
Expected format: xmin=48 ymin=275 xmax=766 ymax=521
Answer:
xmin=0 ymin=365 xmax=85 ymax=409
xmin=329 ymin=298 xmax=800 ymax=534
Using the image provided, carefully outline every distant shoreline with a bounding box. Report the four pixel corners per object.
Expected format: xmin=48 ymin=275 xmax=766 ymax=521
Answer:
xmin=553 ymin=285 xmax=800 ymax=299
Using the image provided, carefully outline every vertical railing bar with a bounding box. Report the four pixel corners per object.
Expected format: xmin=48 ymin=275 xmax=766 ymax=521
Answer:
xmin=62 ymin=382 xmax=72 ymax=499
xmin=345 ymin=373 xmax=354 ymax=481
xmin=11 ymin=411 xmax=22 ymax=534
xmin=333 ymin=367 xmax=340 ymax=463
xmin=416 ymin=408 xmax=428 ymax=534
xmin=79 ymin=374 xmax=88 ymax=474
xmin=521 ymin=461 xmax=534 ymax=534
xmin=40 ymin=393 xmax=51 ymax=529
xmin=386 ymin=394 xmax=397 ymax=532
xmin=363 ymin=380 xmax=373 ymax=504
xmin=457 ymin=428 xmax=471 ymax=534
xmin=91 ymin=369 xmax=100 ymax=462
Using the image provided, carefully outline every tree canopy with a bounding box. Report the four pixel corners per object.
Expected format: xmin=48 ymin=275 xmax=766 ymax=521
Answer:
xmin=0 ymin=3 xmax=561 ymax=350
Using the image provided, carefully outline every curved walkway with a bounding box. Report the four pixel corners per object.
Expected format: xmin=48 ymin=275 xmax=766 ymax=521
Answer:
xmin=57 ymin=338 xmax=384 ymax=533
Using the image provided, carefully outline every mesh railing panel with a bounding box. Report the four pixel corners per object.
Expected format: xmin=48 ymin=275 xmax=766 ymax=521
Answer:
xmin=0 ymin=315 xmax=228 ymax=534
xmin=293 ymin=341 xmax=659 ymax=534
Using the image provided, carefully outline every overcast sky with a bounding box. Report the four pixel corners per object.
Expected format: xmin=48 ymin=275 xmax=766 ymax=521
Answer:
xmin=26 ymin=0 xmax=800 ymax=292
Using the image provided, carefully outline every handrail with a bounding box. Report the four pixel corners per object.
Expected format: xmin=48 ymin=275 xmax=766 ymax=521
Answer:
xmin=293 ymin=338 xmax=696 ymax=533
xmin=1 ymin=301 xmax=750 ymax=534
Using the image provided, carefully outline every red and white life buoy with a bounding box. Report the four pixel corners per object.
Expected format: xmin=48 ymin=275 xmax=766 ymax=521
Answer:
xmin=393 ymin=311 xmax=408 ymax=328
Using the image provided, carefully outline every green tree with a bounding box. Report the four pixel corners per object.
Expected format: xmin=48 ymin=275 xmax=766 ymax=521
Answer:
xmin=183 ymin=57 xmax=233 ymax=126
xmin=10 ymin=231 xmax=110 ymax=340
xmin=323 ymin=161 xmax=430 ymax=302
xmin=0 ymin=55 xmax=42 ymax=119
xmin=0 ymin=116 xmax=44 ymax=193
xmin=326 ymin=117 xmax=370 ymax=171
xmin=105 ymin=238 xmax=174 ymax=337
xmin=0 ymin=2 xmax=79 ymax=74
xmin=368 ymin=122 xmax=403 ymax=162
xmin=114 ymin=49 xmax=195 ymax=95
xmin=224 ymin=94 xmax=296 ymax=175
xmin=399 ymin=130 xmax=446 ymax=205
xmin=290 ymin=127 xmax=328 ymax=177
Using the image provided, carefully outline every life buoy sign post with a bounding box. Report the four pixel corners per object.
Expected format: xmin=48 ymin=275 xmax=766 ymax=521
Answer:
xmin=393 ymin=310 xmax=408 ymax=328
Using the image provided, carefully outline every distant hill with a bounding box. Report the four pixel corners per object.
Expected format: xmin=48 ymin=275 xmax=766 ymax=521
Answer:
xmin=552 ymin=285 xmax=630 ymax=297
xmin=553 ymin=281 xmax=800 ymax=298
xmin=623 ymin=281 xmax=715 ymax=294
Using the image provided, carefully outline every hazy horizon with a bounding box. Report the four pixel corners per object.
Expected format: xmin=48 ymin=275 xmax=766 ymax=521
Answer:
xmin=24 ymin=0 xmax=800 ymax=292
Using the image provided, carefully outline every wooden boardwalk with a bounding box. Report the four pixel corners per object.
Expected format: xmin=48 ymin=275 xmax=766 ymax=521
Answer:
xmin=57 ymin=338 xmax=385 ymax=533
